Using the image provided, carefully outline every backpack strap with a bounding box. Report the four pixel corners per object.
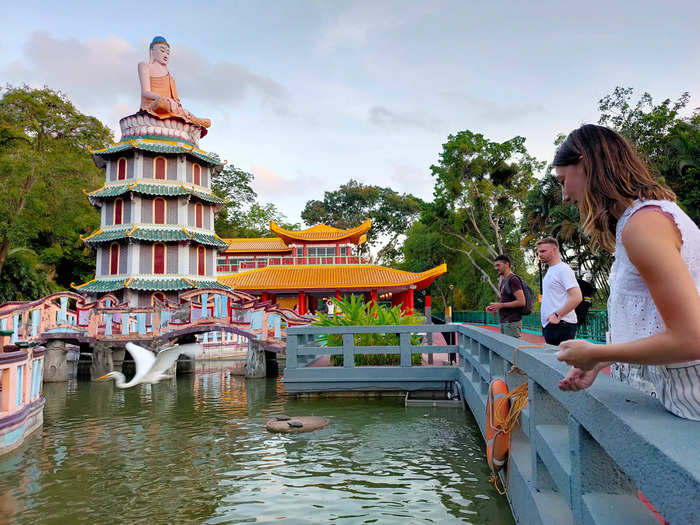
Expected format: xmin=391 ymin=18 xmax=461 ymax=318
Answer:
xmin=503 ymin=274 xmax=519 ymax=296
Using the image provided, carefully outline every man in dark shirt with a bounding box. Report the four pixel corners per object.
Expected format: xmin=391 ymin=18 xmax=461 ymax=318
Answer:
xmin=486 ymin=255 xmax=526 ymax=339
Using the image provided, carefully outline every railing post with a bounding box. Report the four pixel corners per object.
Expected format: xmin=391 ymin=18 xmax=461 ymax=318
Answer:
xmin=568 ymin=415 xmax=639 ymax=524
xmin=286 ymin=333 xmax=298 ymax=369
xmin=400 ymin=332 xmax=411 ymax=367
xmin=342 ymin=333 xmax=354 ymax=368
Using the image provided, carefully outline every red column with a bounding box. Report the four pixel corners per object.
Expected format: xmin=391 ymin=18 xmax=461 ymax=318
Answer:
xmin=269 ymin=293 xmax=276 ymax=305
xmin=336 ymin=244 xmax=341 ymax=256
xmin=262 ymin=292 xmax=268 ymax=303
xmin=425 ymin=295 xmax=431 ymax=308
xmin=297 ymin=291 xmax=306 ymax=315
xmin=298 ymin=291 xmax=306 ymax=315
xmin=335 ymin=290 xmax=341 ymax=301
xmin=370 ymin=289 xmax=378 ymax=304
xmin=407 ymin=288 xmax=414 ymax=315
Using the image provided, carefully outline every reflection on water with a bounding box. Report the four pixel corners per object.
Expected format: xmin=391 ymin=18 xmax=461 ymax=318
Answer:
xmin=0 ymin=360 xmax=513 ymax=524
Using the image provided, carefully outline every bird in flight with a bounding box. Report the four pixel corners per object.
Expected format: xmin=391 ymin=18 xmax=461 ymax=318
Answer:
xmin=97 ymin=342 xmax=201 ymax=388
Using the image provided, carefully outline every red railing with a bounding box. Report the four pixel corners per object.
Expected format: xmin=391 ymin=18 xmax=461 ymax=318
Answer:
xmin=218 ymin=256 xmax=370 ymax=274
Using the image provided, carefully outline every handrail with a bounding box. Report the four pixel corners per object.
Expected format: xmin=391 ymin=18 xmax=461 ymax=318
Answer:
xmin=432 ymin=309 xmax=609 ymax=342
xmin=284 ymin=323 xmax=699 ymax=524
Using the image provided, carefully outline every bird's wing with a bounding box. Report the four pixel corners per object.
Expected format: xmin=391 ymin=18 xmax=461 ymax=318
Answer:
xmin=177 ymin=343 xmax=203 ymax=359
xmin=125 ymin=342 xmax=157 ymax=384
xmin=147 ymin=345 xmax=188 ymax=378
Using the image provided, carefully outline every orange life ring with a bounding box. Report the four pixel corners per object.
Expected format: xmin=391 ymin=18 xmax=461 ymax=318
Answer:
xmin=486 ymin=379 xmax=510 ymax=473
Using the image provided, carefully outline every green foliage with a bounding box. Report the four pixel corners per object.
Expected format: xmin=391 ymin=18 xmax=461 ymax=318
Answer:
xmin=312 ymin=295 xmax=423 ymax=366
xmin=403 ymin=131 xmax=542 ymax=310
xmin=598 ymin=87 xmax=699 ymax=225
xmin=523 ymin=87 xmax=699 ymax=304
xmin=0 ymin=85 xmax=113 ymax=299
xmin=301 ymin=180 xmax=422 ymax=264
xmin=0 ymin=251 xmax=56 ymax=303
xmin=212 ymin=165 xmax=299 ymax=238
xmin=522 ymin=174 xmax=612 ymax=302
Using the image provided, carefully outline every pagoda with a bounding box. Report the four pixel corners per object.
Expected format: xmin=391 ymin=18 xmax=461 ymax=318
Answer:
xmin=74 ymin=36 xmax=229 ymax=306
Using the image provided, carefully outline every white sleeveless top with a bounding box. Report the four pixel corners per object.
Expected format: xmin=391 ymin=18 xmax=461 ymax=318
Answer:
xmin=608 ymin=199 xmax=700 ymax=420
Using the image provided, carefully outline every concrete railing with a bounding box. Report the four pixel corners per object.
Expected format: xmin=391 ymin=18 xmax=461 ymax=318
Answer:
xmin=284 ymin=323 xmax=700 ymax=524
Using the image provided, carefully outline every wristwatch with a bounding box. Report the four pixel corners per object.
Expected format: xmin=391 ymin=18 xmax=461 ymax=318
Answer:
xmin=554 ymin=312 xmax=560 ymax=319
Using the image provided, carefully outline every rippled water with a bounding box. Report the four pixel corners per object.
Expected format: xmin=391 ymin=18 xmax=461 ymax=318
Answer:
xmin=0 ymin=361 xmax=513 ymax=524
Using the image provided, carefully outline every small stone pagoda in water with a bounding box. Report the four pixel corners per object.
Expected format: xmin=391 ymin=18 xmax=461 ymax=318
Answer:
xmin=74 ymin=36 xmax=229 ymax=306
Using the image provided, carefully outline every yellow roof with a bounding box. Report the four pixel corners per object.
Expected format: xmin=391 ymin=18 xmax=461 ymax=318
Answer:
xmin=218 ymin=263 xmax=447 ymax=292
xmin=221 ymin=237 xmax=291 ymax=253
xmin=270 ymin=219 xmax=371 ymax=244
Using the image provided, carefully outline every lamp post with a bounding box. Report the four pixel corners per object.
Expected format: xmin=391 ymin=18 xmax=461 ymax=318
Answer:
xmin=448 ymin=283 xmax=455 ymax=364
xmin=481 ymin=275 xmax=487 ymax=325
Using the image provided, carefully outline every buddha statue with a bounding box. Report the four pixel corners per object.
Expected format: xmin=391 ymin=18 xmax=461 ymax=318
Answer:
xmin=138 ymin=36 xmax=211 ymax=129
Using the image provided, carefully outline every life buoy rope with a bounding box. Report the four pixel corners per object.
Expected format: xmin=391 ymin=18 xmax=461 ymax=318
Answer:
xmin=486 ymin=344 xmax=542 ymax=494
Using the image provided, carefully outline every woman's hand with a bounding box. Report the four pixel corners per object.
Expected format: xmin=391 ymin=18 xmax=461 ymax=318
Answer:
xmin=556 ymin=339 xmax=599 ymax=371
xmin=558 ymin=367 xmax=600 ymax=391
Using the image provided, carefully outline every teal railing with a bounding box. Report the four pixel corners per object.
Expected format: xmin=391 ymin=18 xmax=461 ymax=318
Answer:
xmin=284 ymin=323 xmax=699 ymax=524
xmin=432 ymin=309 xmax=608 ymax=342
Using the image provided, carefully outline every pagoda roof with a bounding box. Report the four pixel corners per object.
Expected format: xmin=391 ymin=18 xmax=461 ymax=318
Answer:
xmin=217 ymin=263 xmax=447 ymax=292
xmin=270 ymin=219 xmax=371 ymax=245
xmin=80 ymin=226 xmax=228 ymax=248
xmin=72 ymin=277 xmax=230 ymax=293
xmin=85 ymin=182 xmax=226 ymax=205
xmin=90 ymin=138 xmax=223 ymax=167
xmin=221 ymin=237 xmax=291 ymax=254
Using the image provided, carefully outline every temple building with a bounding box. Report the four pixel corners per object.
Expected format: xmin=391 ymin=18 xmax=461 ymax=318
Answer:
xmin=217 ymin=221 xmax=447 ymax=314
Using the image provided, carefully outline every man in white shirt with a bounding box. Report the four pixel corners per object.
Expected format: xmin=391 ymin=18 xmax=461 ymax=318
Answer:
xmin=536 ymin=237 xmax=582 ymax=345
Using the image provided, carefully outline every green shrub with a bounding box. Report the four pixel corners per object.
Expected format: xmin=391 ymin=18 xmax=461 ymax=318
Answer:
xmin=312 ymin=295 xmax=424 ymax=366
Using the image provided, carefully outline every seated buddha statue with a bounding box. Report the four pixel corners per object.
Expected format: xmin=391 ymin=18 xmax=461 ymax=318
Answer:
xmin=138 ymin=36 xmax=211 ymax=129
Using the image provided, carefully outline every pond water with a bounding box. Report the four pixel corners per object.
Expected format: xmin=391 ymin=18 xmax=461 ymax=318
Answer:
xmin=0 ymin=361 xmax=514 ymax=524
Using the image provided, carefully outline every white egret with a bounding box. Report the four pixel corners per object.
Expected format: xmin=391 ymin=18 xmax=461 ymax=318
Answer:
xmin=97 ymin=342 xmax=202 ymax=388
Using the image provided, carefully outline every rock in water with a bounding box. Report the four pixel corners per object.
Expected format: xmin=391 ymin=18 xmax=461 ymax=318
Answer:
xmin=265 ymin=416 xmax=330 ymax=433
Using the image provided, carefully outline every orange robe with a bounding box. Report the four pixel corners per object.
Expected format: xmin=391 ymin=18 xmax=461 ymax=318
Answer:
xmin=140 ymin=73 xmax=210 ymax=128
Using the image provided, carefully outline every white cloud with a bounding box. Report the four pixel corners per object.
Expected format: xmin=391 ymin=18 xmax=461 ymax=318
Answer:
xmin=1 ymin=32 xmax=291 ymax=122
xmin=251 ymin=164 xmax=325 ymax=200
xmin=368 ymin=105 xmax=442 ymax=130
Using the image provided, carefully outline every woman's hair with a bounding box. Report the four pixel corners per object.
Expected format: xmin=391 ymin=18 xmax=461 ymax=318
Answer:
xmin=553 ymin=124 xmax=675 ymax=252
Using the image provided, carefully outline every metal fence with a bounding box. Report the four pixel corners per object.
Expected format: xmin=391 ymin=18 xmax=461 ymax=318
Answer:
xmin=432 ymin=309 xmax=608 ymax=342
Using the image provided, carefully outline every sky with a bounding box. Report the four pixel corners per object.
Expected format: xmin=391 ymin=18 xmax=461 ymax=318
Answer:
xmin=2 ymin=1 xmax=698 ymax=224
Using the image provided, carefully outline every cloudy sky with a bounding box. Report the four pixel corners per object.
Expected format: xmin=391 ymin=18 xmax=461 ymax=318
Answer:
xmin=2 ymin=1 xmax=698 ymax=223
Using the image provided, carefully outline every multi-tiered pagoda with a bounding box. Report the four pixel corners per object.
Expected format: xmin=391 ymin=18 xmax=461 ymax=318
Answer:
xmin=74 ymin=36 xmax=229 ymax=306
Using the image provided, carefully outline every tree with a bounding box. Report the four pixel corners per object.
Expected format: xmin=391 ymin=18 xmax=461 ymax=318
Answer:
xmin=211 ymin=164 xmax=258 ymax=237
xmin=301 ymin=180 xmax=422 ymax=264
xmin=211 ymin=164 xmax=299 ymax=238
xmin=0 ymin=251 xmax=55 ymax=304
xmin=0 ymin=85 xmax=113 ymax=298
xmin=429 ymin=131 xmax=543 ymax=294
xmin=522 ymin=172 xmax=612 ymax=302
xmin=400 ymin=216 xmax=489 ymax=312
xmin=598 ymin=87 xmax=699 ymax=224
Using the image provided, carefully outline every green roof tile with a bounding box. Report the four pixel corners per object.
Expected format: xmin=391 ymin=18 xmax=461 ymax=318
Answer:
xmin=87 ymin=183 xmax=225 ymax=204
xmin=83 ymin=227 xmax=226 ymax=247
xmin=74 ymin=277 xmax=232 ymax=292
xmin=92 ymin=141 xmax=222 ymax=166
xmin=191 ymin=232 xmax=228 ymax=247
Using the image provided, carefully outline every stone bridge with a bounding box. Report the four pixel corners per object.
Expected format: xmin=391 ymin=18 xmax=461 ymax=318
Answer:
xmin=0 ymin=289 xmax=311 ymax=381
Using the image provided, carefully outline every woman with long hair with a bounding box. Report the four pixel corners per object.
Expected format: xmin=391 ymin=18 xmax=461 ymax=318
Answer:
xmin=553 ymin=124 xmax=700 ymax=420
